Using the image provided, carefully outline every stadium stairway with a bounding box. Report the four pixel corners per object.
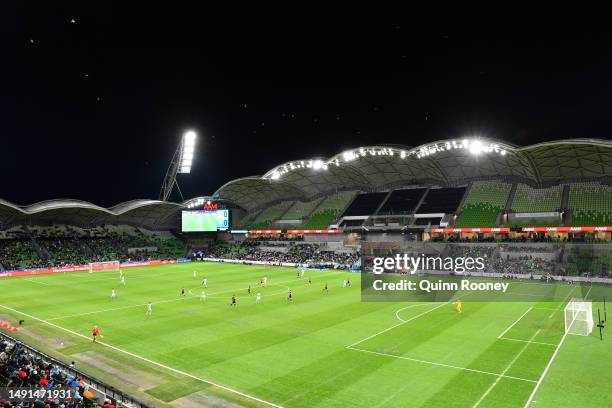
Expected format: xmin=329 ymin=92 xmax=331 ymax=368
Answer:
xmin=277 ymin=202 xmax=294 ymax=220
xmin=561 ymin=184 xmax=570 ymax=211
xmin=455 ymin=182 xmax=472 ymax=216
xmin=504 ymin=183 xmax=517 ymax=211
xmin=79 ymin=236 xmax=95 ymax=258
xmin=412 ymin=187 xmax=430 ymax=213
xmin=29 ymin=234 xmax=48 ymax=261
xmin=372 ymin=191 xmax=393 ymax=216
xmin=329 ymin=192 xmax=360 ymax=227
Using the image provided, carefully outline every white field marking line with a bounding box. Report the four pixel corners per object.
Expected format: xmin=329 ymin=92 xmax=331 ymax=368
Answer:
xmin=473 ymin=329 xmax=541 ymax=407
xmin=549 ymin=286 xmax=576 ymax=318
xmin=0 ymin=303 xmax=284 ymax=408
xmin=47 ymin=272 xmax=346 ymax=321
xmin=497 ymin=306 xmax=533 ymax=339
xmin=346 ymin=301 xmax=451 ymax=349
xmin=394 ymin=303 xmax=434 ymax=322
xmin=523 ymin=325 xmax=571 ymax=407
xmin=498 ymin=337 xmax=557 ymax=347
xmin=23 ymin=278 xmax=50 ymax=285
xmin=584 ymin=285 xmax=593 ymax=300
xmin=348 ymin=347 xmax=536 ymax=383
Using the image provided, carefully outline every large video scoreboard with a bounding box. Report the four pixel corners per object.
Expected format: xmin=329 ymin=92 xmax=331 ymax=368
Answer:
xmin=181 ymin=203 xmax=230 ymax=232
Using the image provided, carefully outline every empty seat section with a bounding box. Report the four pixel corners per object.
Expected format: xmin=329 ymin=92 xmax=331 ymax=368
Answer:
xmin=511 ymin=184 xmax=562 ymax=213
xmin=456 ymin=181 xmax=512 ymax=227
xmin=417 ymin=187 xmax=466 ymax=213
xmin=378 ymin=188 xmax=427 ymax=215
xmin=341 ymin=192 xmax=388 ymax=216
xmin=303 ymin=191 xmax=357 ymax=228
xmin=567 ymin=182 xmax=612 ymax=226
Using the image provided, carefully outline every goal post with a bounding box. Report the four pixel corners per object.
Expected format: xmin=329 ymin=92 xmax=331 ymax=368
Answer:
xmin=88 ymin=261 xmax=121 ymax=273
xmin=564 ymin=298 xmax=594 ymax=336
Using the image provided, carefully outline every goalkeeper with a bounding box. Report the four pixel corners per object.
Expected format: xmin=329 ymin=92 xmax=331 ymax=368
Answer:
xmin=453 ymin=300 xmax=463 ymax=314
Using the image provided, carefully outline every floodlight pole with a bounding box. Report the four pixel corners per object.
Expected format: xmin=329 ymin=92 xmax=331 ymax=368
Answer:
xmin=159 ymin=144 xmax=184 ymax=202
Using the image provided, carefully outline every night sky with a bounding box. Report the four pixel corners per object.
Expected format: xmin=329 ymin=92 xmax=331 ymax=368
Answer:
xmin=4 ymin=5 xmax=611 ymax=206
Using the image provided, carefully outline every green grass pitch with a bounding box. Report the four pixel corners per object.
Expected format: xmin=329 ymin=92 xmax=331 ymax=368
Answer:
xmin=0 ymin=263 xmax=610 ymax=407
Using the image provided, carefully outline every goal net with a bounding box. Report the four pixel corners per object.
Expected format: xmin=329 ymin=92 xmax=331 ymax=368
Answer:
xmin=564 ymin=298 xmax=594 ymax=336
xmin=88 ymin=261 xmax=121 ymax=273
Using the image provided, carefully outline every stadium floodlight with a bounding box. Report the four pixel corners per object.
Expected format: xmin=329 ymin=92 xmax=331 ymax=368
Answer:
xmin=178 ymin=131 xmax=197 ymax=174
xmin=469 ymin=139 xmax=483 ymax=155
xmin=159 ymin=130 xmax=198 ymax=201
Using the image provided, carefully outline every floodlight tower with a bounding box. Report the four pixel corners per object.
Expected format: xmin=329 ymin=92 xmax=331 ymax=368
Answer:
xmin=159 ymin=130 xmax=197 ymax=202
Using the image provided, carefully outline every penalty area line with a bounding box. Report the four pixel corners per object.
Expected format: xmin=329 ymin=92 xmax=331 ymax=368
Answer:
xmin=0 ymin=303 xmax=284 ymax=408
xmin=473 ymin=329 xmax=541 ymax=407
xmin=523 ymin=329 xmax=569 ymax=408
xmin=497 ymin=306 xmax=533 ymax=339
xmin=346 ymin=301 xmax=451 ymax=349
xmin=498 ymin=337 xmax=557 ymax=347
xmin=347 ymin=347 xmax=536 ymax=384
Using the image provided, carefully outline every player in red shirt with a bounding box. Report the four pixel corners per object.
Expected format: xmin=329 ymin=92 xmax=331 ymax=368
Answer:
xmin=91 ymin=326 xmax=100 ymax=342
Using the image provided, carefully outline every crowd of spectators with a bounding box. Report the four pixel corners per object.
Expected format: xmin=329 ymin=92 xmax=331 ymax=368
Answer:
xmin=0 ymin=240 xmax=47 ymax=271
xmin=0 ymin=230 xmax=185 ymax=271
xmin=0 ymin=338 xmax=102 ymax=407
xmin=491 ymin=256 xmax=556 ymax=275
xmin=204 ymin=241 xmax=360 ymax=268
xmin=498 ymin=245 xmax=557 ymax=253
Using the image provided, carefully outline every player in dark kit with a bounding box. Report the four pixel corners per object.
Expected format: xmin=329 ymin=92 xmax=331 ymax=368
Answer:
xmin=248 ymin=285 xmax=251 ymax=294
xmin=91 ymin=326 xmax=100 ymax=342
xmin=230 ymin=295 xmax=237 ymax=306
xmin=181 ymin=288 xmax=186 ymax=296
xmin=287 ymin=290 xmax=293 ymax=301
xmin=308 ymin=276 xmax=312 ymax=285
xmin=322 ymin=282 xmax=328 ymax=293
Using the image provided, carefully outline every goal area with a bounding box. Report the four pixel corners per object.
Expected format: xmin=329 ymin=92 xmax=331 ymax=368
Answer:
xmin=564 ymin=298 xmax=594 ymax=336
xmin=88 ymin=261 xmax=121 ymax=273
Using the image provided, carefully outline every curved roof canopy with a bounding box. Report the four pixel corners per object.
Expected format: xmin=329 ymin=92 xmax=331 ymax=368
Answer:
xmin=214 ymin=138 xmax=612 ymax=211
xmin=0 ymin=199 xmax=182 ymax=229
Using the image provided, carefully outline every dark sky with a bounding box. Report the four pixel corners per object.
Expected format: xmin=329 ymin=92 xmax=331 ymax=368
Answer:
xmin=3 ymin=5 xmax=612 ymax=206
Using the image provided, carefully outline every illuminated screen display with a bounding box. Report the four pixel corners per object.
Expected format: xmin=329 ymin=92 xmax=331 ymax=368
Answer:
xmin=182 ymin=210 xmax=230 ymax=232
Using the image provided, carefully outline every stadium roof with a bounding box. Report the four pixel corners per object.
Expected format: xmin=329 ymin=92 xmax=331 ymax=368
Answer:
xmin=0 ymin=199 xmax=181 ymax=229
xmin=214 ymin=138 xmax=612 ymax=211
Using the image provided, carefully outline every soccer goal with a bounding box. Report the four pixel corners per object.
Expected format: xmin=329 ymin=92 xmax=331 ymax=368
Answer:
xmin=564 ymin=298 xmax=594 ymax=336
xmin=88 ymin=260 xmax=121 ymax=273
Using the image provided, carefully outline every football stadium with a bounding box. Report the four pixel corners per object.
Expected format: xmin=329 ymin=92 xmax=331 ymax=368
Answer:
xmin=6 ymin=8 xmax=612 ymax=408
xmin=1 ymin=137 xmax=611 ymax=408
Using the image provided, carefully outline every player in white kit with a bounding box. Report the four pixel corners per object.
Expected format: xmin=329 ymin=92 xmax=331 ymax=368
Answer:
xmin=202 ymin=277 xmax=207 ymax=288
xmin=200 ymin=291 xmax=206 ymax=302
xmin=111 ymin=288 xmax=116 ymax=299
xmin=120 ymin=276 xmax=126 ymax=285
xmin=256 ymin=293 xmax=262 ymax=303
xmin=146 ymin=302 xmax=152 ymax=315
